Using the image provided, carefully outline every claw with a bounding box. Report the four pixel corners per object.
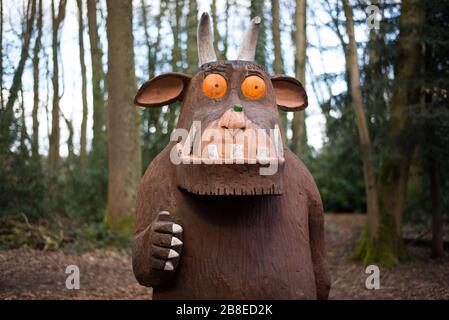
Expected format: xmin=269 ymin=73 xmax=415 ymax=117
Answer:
xmin=167 ymin=249 xmax=179 ymax=259
xmin=164 ymin=261 xmax=174 ymax=271
xmin=171 ymin=237 xmax=183 ymax=246
xmin=172 ymin=224 xmax=183 ymax=234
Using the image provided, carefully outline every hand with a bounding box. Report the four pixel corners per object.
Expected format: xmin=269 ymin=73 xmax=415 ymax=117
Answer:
xmin=148 ymin=211 xmax=183 ymax=275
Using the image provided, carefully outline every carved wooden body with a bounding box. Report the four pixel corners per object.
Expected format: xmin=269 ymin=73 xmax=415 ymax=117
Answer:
xmin=133 ymin=145 xmax=329 ymax=299
xmin=132 ymin=12 xmax=330 ymax=300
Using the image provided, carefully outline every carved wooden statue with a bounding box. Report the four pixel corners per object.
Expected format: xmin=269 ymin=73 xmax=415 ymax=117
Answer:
xmin=132 ymin=13 xmax=330 ymax=299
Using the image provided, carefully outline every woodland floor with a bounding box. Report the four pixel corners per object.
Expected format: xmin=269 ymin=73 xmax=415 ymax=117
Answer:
xmin=1 ymin=214 xmax=448 ymax=300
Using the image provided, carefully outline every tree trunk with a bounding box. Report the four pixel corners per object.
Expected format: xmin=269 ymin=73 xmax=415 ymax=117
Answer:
xmin=366 ymin=0 xmax=387 ymax=123
xmin=428 ymin=152 xmax=444 ymax=259
xmin=1 ymin=0 xmax=4 ymax=110
xmin=379 ymin=0 xmax=424 ymax=232
xmin=48 ymin=0 xmax=67 ymax=172
xmin=106 ymin=0 xmax=141 ymax=234
xmin=211 ymin=0 xmax=221 ymax=60
xmin=141 ymin=0 xmax=165 ymax=167
xmin=353 ymin=0 xmax=425 ymax=265
xmin=1 ymin=0 xmax=36 ymax=149
xmin=186 ymin=0 xmax=198 ymax=73
xmin=32 ymin=0 xmax=43 ymax=158
xmin=342 ymin=0 xmax=382 ymax=261
xmin=140 ymin=0 xmax=152 ymax=77
xmin=171 ymin=0 xmax=182 ymax=72
xmin=271 ymin=0 xmax=288 ymax=144
xmin=87 ymin=0 xmax=106 ymax=166
xmin=19 ymin=88 xmax=28 ymax=153
xmin=291 ymin=0 xmax=307 ymax=156
xmin=423 ymin=6 xmax=445 ymax=260
xmin=62 ymin=113 xmax=75 ymax=159
xmin=223 ymin=0 xmax=229 ymax=59
xmin=149 ymin=0 xmax=165 ymax=79
xmin=271 ymin=0 xmax=283 ymax=75
xmin=77 ymin=0 xmax=88 ymax=165
xmin=166 ymin=0 xmax=182 ymax=135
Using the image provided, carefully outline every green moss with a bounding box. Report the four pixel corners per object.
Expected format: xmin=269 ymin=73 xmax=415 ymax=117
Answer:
xmin=353 ymin=213 xmax=408 ymax=267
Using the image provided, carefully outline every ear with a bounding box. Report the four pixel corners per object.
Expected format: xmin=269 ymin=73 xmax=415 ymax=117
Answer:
xmin=134 ymin=72 xmax=192 ymax=107
xmin=271 ymin=75 xmax=308 ymax=111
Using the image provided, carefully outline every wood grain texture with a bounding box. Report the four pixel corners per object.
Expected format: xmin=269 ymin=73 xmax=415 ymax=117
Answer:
xmin=133 ymin=147 xmax=330 ymax=299
xmin=132 ymin=60 xmax=330 ymax=300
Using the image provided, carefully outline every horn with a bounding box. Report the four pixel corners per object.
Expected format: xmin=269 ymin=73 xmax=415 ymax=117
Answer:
xmin=198 ymin=12 xmax=217 ymax=65
xmin=237 ymin=16 xmax=261 ymax=61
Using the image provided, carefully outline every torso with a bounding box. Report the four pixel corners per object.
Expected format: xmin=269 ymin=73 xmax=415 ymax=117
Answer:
xmin=144 ymin=147 xmax=317 ymax=299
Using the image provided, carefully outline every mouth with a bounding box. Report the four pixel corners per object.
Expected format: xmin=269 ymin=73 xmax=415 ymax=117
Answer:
xmin=175 ymin=120 xmax=285 ymax=165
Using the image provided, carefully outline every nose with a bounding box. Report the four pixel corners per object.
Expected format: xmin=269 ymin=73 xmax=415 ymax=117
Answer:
xmin=218 ymin=104 xmax=246 ymax=130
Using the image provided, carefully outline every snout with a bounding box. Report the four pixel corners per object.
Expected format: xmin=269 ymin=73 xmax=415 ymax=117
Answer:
xmin=218 ymin=105 xmax=246 ymax=130
xmin=175 ymin=105 xmax=284 ymax=165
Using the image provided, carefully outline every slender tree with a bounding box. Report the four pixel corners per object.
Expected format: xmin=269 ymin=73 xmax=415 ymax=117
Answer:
xmin=48 ymin=0 xmax=67 ymax=172
xmin=140 ymin=0 xmax=152 ymax=76
xmin=19 ymin=88 xmax=28 ymax=152
xmin=77 ymin=0 xmax=88 ymax=165
xmin=62 ymin=113 xmax=75 ymax=159
xmin=223 ymin=0 xmax=229 ymax=59
xmin=428 ymin=134 xmax=444 ymax=258
xmin=32 ymin=0 xmax=43 ymax=158
xmin=271 ymin=0 xmax=288 ymax=143
xmin=106 ymin=0 xmax=142 ymax=233
xmin=171 ymin=0 xmax=182 ymax=71
xmin=0 ymin=0 xmax=4 ymax=110
xmin=87 ymin=0 xmax=106 ymax=166
xmin=271 ymin=0 xmax=283 ymax=74
xmin=423 ymin=7 xmax=446 ymax=259
xmin=1 ymin=0 xmax=36 ymax=149
xmin=211 ymin=0 xmax=221 ymax=59
xmin=141 ymin=0 xmax=166 ymax=167
xmin=186 ymin=0 xmax=198 ymax=73
xmin=166 ymin=0 xmax=182 ymax=135
xmin=342 ymin=0 xmax=381 ymax=259
xmin=291 ymin=0 xmax=307 ymax=156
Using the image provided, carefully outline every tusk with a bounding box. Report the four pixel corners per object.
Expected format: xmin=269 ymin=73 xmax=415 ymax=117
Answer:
xmin=198 ymin=12 xmax=217 ymax=65
xmin=237 ymin=16 xmax=261 ymax=61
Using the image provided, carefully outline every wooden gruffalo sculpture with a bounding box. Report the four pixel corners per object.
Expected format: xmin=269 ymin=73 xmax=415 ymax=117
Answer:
xmin=132 ymin=12 xmax=330 ymax=299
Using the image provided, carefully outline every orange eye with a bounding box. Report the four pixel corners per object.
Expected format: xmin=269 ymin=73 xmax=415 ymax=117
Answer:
xmin=241 ymin=75 xmax=266 ymax=100
xmin=202 ymin=73 xmax=227 ymax=99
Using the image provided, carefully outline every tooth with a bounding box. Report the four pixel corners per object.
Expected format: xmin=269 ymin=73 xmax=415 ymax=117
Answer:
xmin=171 ymin=237 xmax=183 ymax=246
xmin=164 ymin=261 xmax=174 ymax=271
xmin=274 ymin=125 xmax=284 ymax=158
xmin=207 ymin=144 xmax=219 ymax=159
xmin=172 ymin=223 xmax=183 ymax=234
xmin=167 ymin=249 xmax=179 ymax=259
xmin=257 ymin=147 xmax=268 ymax=160
xmin=231 ymin=144 xmax=243 ymax=160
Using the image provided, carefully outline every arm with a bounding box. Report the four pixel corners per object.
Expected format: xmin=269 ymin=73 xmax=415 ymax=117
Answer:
xmin=308 ymin=197 xmax=331 ymax=300
xmin=132 ymin=150 xmax=183 ymax=287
